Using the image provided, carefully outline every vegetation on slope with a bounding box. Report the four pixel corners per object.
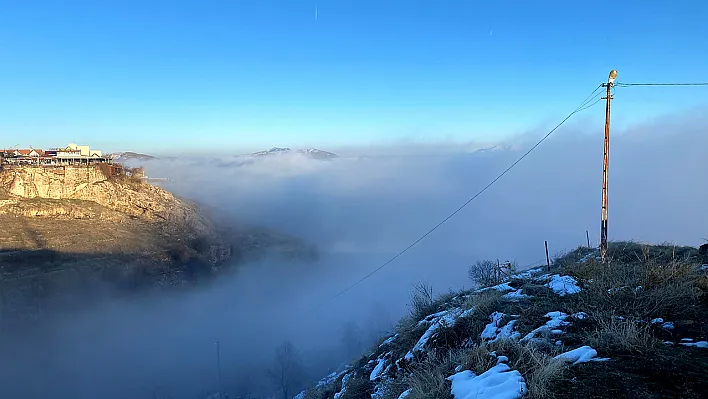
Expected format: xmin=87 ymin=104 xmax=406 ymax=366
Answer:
xmin=295 ymin=242 xmax=708 ymax=399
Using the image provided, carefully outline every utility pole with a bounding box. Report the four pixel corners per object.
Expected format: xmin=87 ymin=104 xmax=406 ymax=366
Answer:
xmin=600 ymin=70 xmax=618 ymax=263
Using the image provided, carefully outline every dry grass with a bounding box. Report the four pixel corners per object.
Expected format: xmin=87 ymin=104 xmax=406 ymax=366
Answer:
xmin=337 ymin=376 xmax=373 ymax=399
xmin=489 ymin=339 xmax=567 ymax=399
xmin=406 ymin=351 xmax=461 ymax=399
xmin=586 ymin=313 xmax=660 ymax=354
xmin=563 ymin=242 xmax=704 ymax=321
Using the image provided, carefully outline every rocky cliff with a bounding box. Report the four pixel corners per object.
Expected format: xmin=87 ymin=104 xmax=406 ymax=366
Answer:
xmin=0 ymin=164 xmax=315 ymax=324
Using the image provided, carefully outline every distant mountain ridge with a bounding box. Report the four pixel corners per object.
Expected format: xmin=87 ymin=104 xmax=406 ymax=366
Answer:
xmin=108 ymin=152 xmax=157 ymax=162
xmin=250 ymin=147 xmax=339 ymax=160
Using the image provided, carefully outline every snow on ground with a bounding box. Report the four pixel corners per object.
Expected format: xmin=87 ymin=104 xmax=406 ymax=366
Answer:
xmin=572 ymin=312 xmax=588 ymax=320
xmin=521 ymin=312 xmax=570 ymax=343
xmin=293 ymin=391 xmax=306 ymax=399
xmin=406 ymin=308 xmax=465 ymax=360
xmin=380 ymin=334 xmax=398 ymax=347
xmin=680 ymin=341 xmax=708 ymax=348
xmin=543 ymin=275 xmax=582 ymax=296
xmin=476 ymin=282 xmax=515 ymax=293
xmin=554 ymin=346 xmax=610 ymax=364
xmin=370 ymin=357 xmax=388 ymax=381
xmin=397 ymin=389 xmax=412 ymax=399
xmin=503 ymin=289 xmax=531 ymax=301
xmin=481 ymin=312 xmax=521 ymax=342
xmin=700 ymin=264 xmax=708 ymax=272
xmin=418 ymin=310 xmax=450 ymax=326
xmin=650 ymin=317 xmax=675 ymax=330
xmin=317 ymin=368 xmax=349 ymax=388
xmin=447 ymin=363 xmax=527 ymax=399
xmin=510 ymin=267 xmax=543 ymax=280
xmin=334 ymin=373 xmax=352 ymax=399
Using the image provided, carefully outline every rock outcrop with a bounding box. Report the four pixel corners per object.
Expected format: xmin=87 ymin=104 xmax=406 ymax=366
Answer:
xmin=0 ymin=164 xmax=316 ymax=324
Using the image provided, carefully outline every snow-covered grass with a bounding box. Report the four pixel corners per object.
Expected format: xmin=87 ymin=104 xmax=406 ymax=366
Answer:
xmin=447 ymin=363 xmax=527 ymax=399
xmin=476 ymin=282 xmax=515 ymax=293
xmin=481 ymin=312 xmax=520 ymax=343
xmin=553 ymin=346 xmax=610 ymax=364
xmin=502 ymin=289 xmax=531 ymax=301
xmin=679 ymin=340 xmax=708 ymax=348
xmin=541 ymin=275 xmax=581 ymax=296
xmin=520 ymin=312 xmax=570 ymax=343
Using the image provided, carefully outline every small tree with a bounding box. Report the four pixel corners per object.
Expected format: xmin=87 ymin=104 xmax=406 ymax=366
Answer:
xmin=267 ymin=340 xmax=305 ymax=399
xmin=468 ymin=260 xmax=498 ymax=288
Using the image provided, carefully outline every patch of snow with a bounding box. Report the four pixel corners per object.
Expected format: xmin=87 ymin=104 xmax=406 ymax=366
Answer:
xmin=681 ymin=338 xmax=694 ymax=342
xmin=496 ymin=355 xmax=509 ymax=364
xmin=380 ymin=334 xmax=398 ymax=347
xmin=370 ymin=358 xmax=388 ymax=381
xmin=521 ymin=312 xmax=570 ymax=342
xmin=680 ymin=341 xmax=708 ymax=348
xmin=510 ymin=267 xmax=543 ymax=279
xmin=317 ymin=368 xmax=349 ymax=388
xmin=554 ymin=346 xmax=610 ymax=364
xmin=572 ymin=312 xmax=588 ymax=320
xmin=476 ymin=282 xmax=515 ymax=293
xmin=418 ymin=310 xmax=450 ymax=326
xmin=544 ymin=275 xmax=582 ymax=296
xmin=397 ymin=389 xmax=412 ymax=399
xmin=651 ymin=318 xmax=664 ymax=324
xmin=447 ymin=364 xmax=527 ymax=399
xmin=460 ymin=307 xmax=476 ymax=319
xmin=481 ymin=312 xmax=505 ymax=340
xmin=455 ymin=365 xmax=464 ymax=372
xmin=555 ymin=340 xmax=563 ymax=346
xmin=407 ymin=308 xmax=463 ymax=360
xmin=662 ymin=322 xmax=675 ymax=330
xmin=481 ymin=312 xmax=520 ymax=342
xmin=503 ymin=289 xmax=531 ymax=301
xmin=700 ymin=264 xmax=708 ymax=272
xmin=334 ymin=373 xmax=352 ymax=399
xmin=293 ymin=391 xmax=306 ymax=399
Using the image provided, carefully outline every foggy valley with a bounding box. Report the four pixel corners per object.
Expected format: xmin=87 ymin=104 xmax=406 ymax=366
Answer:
xmin=1 ymin=110 xmax=706 ymax=398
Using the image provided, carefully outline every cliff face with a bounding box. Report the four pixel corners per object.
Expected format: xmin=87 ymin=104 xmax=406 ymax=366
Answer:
xmin=0 ymin=165 xmax=316 ymax=324
xmin=1 ymin=166 xmax=210 ymax=232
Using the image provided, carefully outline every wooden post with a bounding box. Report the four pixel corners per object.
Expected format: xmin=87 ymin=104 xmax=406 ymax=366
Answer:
xmin=545 ymin=240 xmax=551 ymax=271
xmin=586 ymin=230 xmax=591 ymax=248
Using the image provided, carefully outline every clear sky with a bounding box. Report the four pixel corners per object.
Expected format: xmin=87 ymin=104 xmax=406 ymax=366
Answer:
xmin=1 ymin=0 xmax=707 ymax=153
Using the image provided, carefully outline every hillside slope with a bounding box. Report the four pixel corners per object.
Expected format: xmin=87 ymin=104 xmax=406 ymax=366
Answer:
xmin=0 ymin=165 xmax=316 ymax=323
xmin=297 ymin=243 xmax=708 ymax=399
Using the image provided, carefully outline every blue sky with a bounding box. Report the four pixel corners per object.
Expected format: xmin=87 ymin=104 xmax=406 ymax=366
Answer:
xmin=1 ymin=0 xmax=707 ymax=153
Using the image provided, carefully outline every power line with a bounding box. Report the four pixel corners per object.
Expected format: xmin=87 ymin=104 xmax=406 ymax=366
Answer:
xmin=616 ymin=82 xmax=708 ymax=87
xmin=311 ymin=84 xmax=605 ymax=310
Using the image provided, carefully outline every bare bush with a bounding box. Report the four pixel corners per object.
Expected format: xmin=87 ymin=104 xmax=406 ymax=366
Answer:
xmin=468 ymin=260 xmax=499 ymax=288
xmin=409 ymin=281 xmax=435 ymax=321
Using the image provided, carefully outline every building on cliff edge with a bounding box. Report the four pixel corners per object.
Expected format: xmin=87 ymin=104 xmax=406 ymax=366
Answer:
xmin=1 ymin=143 xmax=110 ymax=166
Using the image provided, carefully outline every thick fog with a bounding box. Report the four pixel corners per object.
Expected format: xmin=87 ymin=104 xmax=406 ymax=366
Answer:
xmin=1 ymin=110 xmax=707 ymax=398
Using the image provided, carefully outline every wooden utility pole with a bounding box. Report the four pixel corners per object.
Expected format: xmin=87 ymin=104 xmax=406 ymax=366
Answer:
xmin=600 ymin=70 xmax=618 ymax=263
